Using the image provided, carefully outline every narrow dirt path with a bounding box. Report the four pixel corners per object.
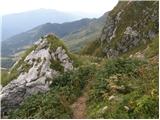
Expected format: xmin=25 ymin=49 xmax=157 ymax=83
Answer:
xmin=71 ymin=80 xmax=93 ymax=119
xmin=71 ymin=95 xmax=87 ymax=119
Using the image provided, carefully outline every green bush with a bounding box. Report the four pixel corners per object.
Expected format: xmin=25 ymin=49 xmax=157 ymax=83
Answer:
xmin=9 ymin=91 xmax=72 ymax=119
xmin=145 ymin=35 xmax=159 ymax=58
xmin=50 ymin=59 xmax=64 ymax=73
xmin=134 ymin=95 xmax=158 ymax=118
xmin=9 ymin=64 xmax=96 ymax=118
xmin=51 ymin=65 xmax=96 ymax=103
xmin=86 ymin=58 xmax=158 ymax=119
xmin=100 ymin=58 xmax=145 ymax=77
xmin=47 ymin=35 xmax=67 ymax=52
xmin=1 ymin=70 xmax=9 ymax=86
xmin=88 ymin=58 xmax=145 ymax=101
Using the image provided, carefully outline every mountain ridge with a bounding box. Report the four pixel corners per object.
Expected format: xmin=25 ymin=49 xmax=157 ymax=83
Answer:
xmin=2 ymin=12 xmax=108 ymax=57
xmin=2 ymin=9 xmax=86 ymax=40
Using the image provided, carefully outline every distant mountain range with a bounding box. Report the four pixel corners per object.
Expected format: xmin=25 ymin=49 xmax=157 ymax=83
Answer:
xmin=2 ymin=9 xmax=86 ymax=40
xmin=2 ymin=12 xmax=108 ymax=57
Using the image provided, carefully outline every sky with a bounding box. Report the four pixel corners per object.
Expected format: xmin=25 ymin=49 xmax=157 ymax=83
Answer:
xmin=0 ymin=0 xmax=118 ymax=16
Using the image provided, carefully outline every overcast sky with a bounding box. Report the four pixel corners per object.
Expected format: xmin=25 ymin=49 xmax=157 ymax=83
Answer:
xmin=0 ymin=0 xmax=118 ymax=16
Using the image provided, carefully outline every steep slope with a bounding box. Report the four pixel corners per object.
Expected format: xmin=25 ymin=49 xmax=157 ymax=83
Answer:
xmin=2 ymin=13 xmax=107 ymax=57
xmin=86 ymin=58 xmax=158 ymax=119
xmin=79 ymin=2 xmax=159 ymax=118
xmin=2 ymin=9 xmax=83 ymax=40
xmin=63 ymin=13 xmax=108 ymax=52
xmin=1 ymin=34 xmax=74 ymax=117
xmin=82 ymin=1 xmax=158 ymax=58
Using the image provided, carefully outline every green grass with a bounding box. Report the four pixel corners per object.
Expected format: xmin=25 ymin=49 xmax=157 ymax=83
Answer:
xmin=86 ymin=58 xmax=158 ymax=119
xmin=50 ymin=59 xmax=64 ymax=73
xmin=9 ymin=65 xmax=97 ymax=119
xmin=1 ymin=69 xmax=9 ymax=86
xmin=4 ymin=52 xmax=158 ymax=119
xmin=9 ymin=91 xmax=72 ymax=119
xmin=144 ymin=35 xmax=159 ymax=58
xmin=47 ymin=35 xmax=67 ymax=52
xmin=80 ymin=39 xmax=104 ymax=57
xmin=8 ymin=57 xmax=158 ymax=119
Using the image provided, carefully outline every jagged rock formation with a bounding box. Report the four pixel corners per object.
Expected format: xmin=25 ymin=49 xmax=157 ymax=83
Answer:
xmin=99 ymin=1 xmax=159 ymax=58
xmin=0 ymin=34 xmax=73 ymax=116
xmin=81 ymin=1 xmax=158 ymax=58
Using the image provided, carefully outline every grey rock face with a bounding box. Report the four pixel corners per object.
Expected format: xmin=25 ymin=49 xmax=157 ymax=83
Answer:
xmin=55 ymin=47 xmax=73 ymax=71
xmin=101 ymin=10 xmax=123 ymax=43
xmin=0 ymin=35 xmax=73 ymax=116
xmin=99 ymin=1 xmax=158 ymax=58
xmin=103 ymin=26 xmax=140 ymax=58
xmin=124 ymin=27 xmax=138 ymax=37
xmin=148 ymin=30 xmax=156 ymax=39
xmin=116 ymin=10 xmax=123 ymax=22
xmin=119 ymin=26 xmax=140 ymax=51
xmin=100 ymin=15 xmax=115 ymax=43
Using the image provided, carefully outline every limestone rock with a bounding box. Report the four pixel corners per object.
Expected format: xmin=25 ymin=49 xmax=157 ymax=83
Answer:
xmin=55 ymin=47 xmax=73 ymax=71
xmin=99 ymin=1 xmax=158 ymax=58
xmin=124 ymin=27 xmax=138 ymax=37
xmin=0 ymin=34 xmax=73 ymax=116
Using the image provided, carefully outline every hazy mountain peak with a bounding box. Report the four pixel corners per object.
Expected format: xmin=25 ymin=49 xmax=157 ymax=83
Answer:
xmin=2 ymin=9 xmax=84 ymax=40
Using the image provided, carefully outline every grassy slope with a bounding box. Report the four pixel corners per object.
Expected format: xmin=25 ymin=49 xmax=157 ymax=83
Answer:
xmin=86 ymin=58 xmax=158 ymax=119
xmin=3 ymin=35 xmax=158 ymax=119
xmin=63 ymin=15 xmax=107 ymax=52
xmin=8 ymin=54 xmax=159 ymax=119
xmin=81 ymin=1 xmax=158 ymax=57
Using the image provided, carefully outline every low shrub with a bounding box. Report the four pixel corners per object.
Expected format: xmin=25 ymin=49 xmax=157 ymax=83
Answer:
xmin=9 ymin=64 xmax=97 ymax=118
xmin=86 ymin=58 xmax=158 ymax=119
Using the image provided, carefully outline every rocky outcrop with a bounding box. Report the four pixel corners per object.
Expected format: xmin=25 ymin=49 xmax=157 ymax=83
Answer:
xmin=54 ymin=46 xmax=73 ymax=71
xmin=0 ymin=34 xmax=73 ymax=116
xmin=100 ymin=1 xmax=158 ymax=58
